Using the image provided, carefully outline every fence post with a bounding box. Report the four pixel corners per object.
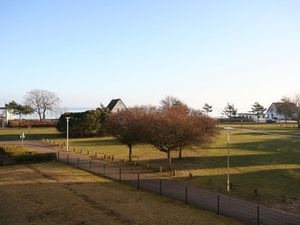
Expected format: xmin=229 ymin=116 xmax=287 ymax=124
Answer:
xmin=137 ymin=173 xmax=140 ymax=191
xmin=77 ymin=157 xmax=79 ymax=165
xmin=159 ymin=179 xmax=162 ymax=195
xmin=217 ymin=195 xmax=220 ymax=215
xmin=103 ymin=164 xmax=106 ymax=174
xmin=257 ymin=206 xmax=260 ymax=225
xmin=67 ymin=154 xmax=69 ymax=164
xmin=119 ymin=168 xmax=122 ymax=182
xmin=185 ymin=186 xmax=188 ymax=204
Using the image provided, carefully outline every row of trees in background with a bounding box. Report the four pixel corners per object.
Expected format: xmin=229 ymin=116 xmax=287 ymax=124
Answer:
xmin=5 ymin=89 xmax=60 ymax=123
xmin=106 ymin=97 xmax=218 ymax=170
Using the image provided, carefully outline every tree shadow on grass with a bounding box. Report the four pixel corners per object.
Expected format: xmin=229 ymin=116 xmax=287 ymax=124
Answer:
xmin=0 ymin=133 xmax=62 ymax=142
xmin=175 ymin=168 xmax=300 ymax=214
xmin=70 ymin=138 xmax=123 ymax=147
xmin=136 ymin=138 xmax=300 ymax=171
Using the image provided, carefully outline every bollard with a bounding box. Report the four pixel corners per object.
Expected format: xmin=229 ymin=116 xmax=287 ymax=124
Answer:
xmin=137 ymin=173 xmax=140 ymax=191
xmin=159 ymin=166 xmax=163 ymax=172
xmin=57 ymin=152 xmax=60 ymax=160
xmin=185 ymin=186 xmax=188 ymax=204
xmin=217 ymin=195 xmax=220 ymax=215
xmin=159 ymin=179 xmax=162 ymax=195
xmin=257 ymin=206 xmax=260 ymax=225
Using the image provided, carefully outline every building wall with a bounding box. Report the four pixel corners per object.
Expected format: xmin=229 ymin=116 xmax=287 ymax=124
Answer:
xmin=110 ymin=100 xmax=126 ymax=113
xmin=266 ymin=104 xmax=286 ymax=120
xmin=0 ymin=108 xmax=14 ymax=126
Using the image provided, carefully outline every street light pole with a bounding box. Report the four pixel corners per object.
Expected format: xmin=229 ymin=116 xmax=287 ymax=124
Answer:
xmin=224 ymin=127 xmax=233 ymax=192
xmin=66 ymin=117 xmax=71 ymax=152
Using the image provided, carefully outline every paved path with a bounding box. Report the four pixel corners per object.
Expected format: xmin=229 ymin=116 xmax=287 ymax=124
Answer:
xmin=1 ymin=140 xmax=300 ymax=225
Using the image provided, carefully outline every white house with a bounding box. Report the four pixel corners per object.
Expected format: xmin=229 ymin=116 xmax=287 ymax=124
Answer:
xmin=265 ymin=102 xmax=295 ymax=121
xmin=237 ymin=112 xmax=266 ymax=123
xmin=0 ymin=107 xmax=14 ymax=127
xmin=106 ymin=99 xmax=127 ymax=113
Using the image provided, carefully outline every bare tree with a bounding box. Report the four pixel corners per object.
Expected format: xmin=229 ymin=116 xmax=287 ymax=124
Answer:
xmin=146 ymin=103 xmax=218 ymax=170
xmin=291 ymin=94 xmax=300 ymax=128
xmin=25 ymin=89 xmax=60 ymax=121
xmin=106 ymin=107 xmax=149 ymax=162
xmin=277 ymin=97 xmax=297 ymax=124
xmin=160 ymin=96 xmax=186 ymax=110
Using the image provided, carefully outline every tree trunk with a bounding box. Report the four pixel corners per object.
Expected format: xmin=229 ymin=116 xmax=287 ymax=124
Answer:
xmin=128 ymin=144 xmax=132 ymax=162
xmin=18 ymin=114 xmax=22 ymax=129
xmin=43 ymin=111 xmax=46 ymax=120
xmin=167 ymin=151 xmax=172 ymax=171
xmin=178 ymin=146 xmax=182 ymax=159
xmin=37 ymin=110 xmax=42 ymax=121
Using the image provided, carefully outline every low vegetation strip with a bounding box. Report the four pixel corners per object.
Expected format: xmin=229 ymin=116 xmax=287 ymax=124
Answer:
xmin=0 ymin=145 xmax=56 ymax=165
xmin=0 ymin=161 xmax=246 ymax=225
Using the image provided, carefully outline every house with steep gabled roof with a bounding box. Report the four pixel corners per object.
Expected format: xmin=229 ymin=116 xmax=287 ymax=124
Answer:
xmin=106 ymin=99 xmax=127 ymax=113
xmin=266 ymin=102 xmax=296 ymax=121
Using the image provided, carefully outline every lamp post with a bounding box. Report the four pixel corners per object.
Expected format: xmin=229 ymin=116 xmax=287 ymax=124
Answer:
xmin=65 ymin=117 xmax=71 ymax=152
xmin=224 ymin=127 xmax=233 ymax=192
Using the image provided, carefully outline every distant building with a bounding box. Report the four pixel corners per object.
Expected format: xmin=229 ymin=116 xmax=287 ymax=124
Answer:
xmin=266 ymin=102 xmax=296 ymax=121
xmin=237 ymin=113 xmax=256 ymax=120
xmin=237 ymin=112 xmax=266 ymax=123
xmin=0 ymin=107 xmax=14 ymax=127
xmin=106 ymin=99 xmax=126 ymax=113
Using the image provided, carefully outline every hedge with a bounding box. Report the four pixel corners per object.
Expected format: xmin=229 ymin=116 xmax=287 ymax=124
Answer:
xmin=8 ymin=119 xmax=58 ymax=128
xmin=0 ymin=145 xmax=56 ymax=165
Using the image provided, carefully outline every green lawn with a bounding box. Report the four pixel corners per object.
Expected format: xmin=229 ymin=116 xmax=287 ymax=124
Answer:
xmin=1 ymin=124 xmax=300 ymax=213
xmin=0 ymin=127 xmax=61 ymax=141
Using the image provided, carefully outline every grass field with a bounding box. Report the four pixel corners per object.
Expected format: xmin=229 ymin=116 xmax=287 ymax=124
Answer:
xmin=0 ymin=161 xmax=246 ymax=225
xmin=1 ymin=124 xmax=299 ymax=213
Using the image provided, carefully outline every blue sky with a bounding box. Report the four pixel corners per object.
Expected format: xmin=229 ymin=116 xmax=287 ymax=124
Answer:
xmin=1 ymin=0 xmax=300 ymax=115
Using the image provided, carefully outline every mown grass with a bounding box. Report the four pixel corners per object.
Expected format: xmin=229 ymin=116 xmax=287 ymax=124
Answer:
xmin=0 ymin=161 xmax=246 ymax=225
xmin=0 ymin=127 xmax=61 ymax=141
xmin=1 ymin=124 xmax=300 ymax=213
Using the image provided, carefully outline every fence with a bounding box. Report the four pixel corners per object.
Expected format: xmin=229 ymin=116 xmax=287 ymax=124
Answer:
xmin=57 ymin=151 xmax=300 ymax=225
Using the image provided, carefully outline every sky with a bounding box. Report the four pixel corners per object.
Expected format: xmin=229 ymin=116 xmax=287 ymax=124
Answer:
xmin=1 ymin=0 xmax=300 ymax=116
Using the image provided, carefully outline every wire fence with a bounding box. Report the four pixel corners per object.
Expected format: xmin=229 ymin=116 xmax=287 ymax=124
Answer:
xmin=56 ymin=150 xmax=300 ymax=225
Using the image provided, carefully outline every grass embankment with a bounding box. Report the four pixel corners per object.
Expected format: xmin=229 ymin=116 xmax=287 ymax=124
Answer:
xmin=1 ymin=125 xmax=299 ymax=213
xmin=0 ymin=145 xmax=56 ymax=165
xmin=0 ymin=161 xmax=246 ymax=225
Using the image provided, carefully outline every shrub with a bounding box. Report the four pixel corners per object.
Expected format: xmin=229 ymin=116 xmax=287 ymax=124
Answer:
xmin=8 ymin=119 xmax=58 ymax=128
xmin=57 ymin=108 xmax=110 ymax=137
xmin=0 ymin=145 xmax=56 ymax=165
